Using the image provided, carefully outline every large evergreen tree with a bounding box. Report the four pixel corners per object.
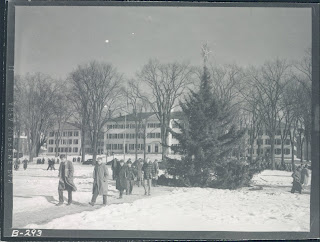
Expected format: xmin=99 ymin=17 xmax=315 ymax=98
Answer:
xmin=167 ymin=64 xmax=248 ymax=188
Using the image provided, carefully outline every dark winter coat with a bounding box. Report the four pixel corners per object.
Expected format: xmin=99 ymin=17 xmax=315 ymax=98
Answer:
xmin=116 ymin=165 xmax=127 ymax=190
xmin=58 ymin=160 xmax=77 ymax=191
xmin=125 ymin=166 xmax=135 ymax=181
xmin=300 ymin=168 xmax=309 ymax=184
xmin=23 ymin=159 xmax=28 ymax=169
xmin=142 ymin=162 xmax=155 ymax=179
xmin=93 ymin=163 xmax=109 ymax=195
xmin=292 ymin=170 xmax=301 ymax=183
xmin=154 ymin=161 xmax=159 ymax=176
xmin=134 ymin=162 xmax=143 ymax=179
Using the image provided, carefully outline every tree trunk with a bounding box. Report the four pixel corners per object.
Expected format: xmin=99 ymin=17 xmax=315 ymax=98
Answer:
xmin=291 ymin=141 xmax=295 ymax=172
xmin=92 ymin=130 xmax=97 ymax=165
xmin=281 ymin=141 xmax=285 ymax=169
xmin=270 ymin=134 xmax=275 ymax=170
xmin=135 ymin=120 xmax=138 ymax=162
xmin=81 ymin=128 xmax=86 ymax=163
xmin=306 ymin=135 xmax=310 ymax=162
xmin=143 ymin=124 xmax=147 ymax=161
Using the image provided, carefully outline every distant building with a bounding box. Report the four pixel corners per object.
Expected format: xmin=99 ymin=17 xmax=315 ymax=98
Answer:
xmin=104 ymin=112 xmax=184 ymax=155
xmin=46 ymin=122 xmax=105 ymax=156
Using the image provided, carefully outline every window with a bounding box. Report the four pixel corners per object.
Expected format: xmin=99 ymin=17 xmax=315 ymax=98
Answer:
xmin=108 ymin=134 xmax=112 ymax=139
xmin=68 ymin=139 xmax=72 ymax=144
xmin=285 ymin=148 xmax=290 ymax=155
xmin=275 ymin=148 xmax=281 ymax=155
xmin=276 ymin=139 xmax=281 ymax=145
xmin=73 ymin=147 xmax=78 ymax=153
xmin=129 ymin=144 xmax=134 ymax=150
xmin=155 ymin=145 xmax=159 ymax=153
xmin=49 ymin=139 xmax=54 ymax=145
xmin=256 ymin=139 xmax=263 ymax=145
xmin=119 ymin=134 xmax=124 ymax=139
xmin=49 ymin=132 xmax=54 ymax=137
xmin=73 ymin=139 xmax=78 ymax=145
xmin=49 ymin=147 xmax=53 ymax=152
xmin=285 ymin=139 xmax=290 ymax=145
xmin=112 ymin=144 xmax=117 ymax=150
xmin=126 ymin=133 xmax=129 ymax=139
xmin=130 ymin=134 xmax=135 ymax=139
xmin=54 ymin=148 xmax=57 ymax=152
xmin=68 ymin=131 xmax=73 ymax=136
xmin=265 ymin=139 xmax=271 ymax=145
xmin=118 ymin=144 xmax=123 ymax=150
xmin=276 ymin=129 xmax=282 ymax=136
xmin=74 ymin=131 xmax=79 ymax=136
xmin=156 ymin=133 xmax=161 ymax=138
xmin=106 ymin=144 xmax=111 ymax=150
xmin=107 ymin=125 xmax=113 ymax=129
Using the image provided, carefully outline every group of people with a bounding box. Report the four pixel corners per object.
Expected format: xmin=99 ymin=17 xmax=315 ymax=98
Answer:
xmin=14 ymin=158 xmax=28 ymax=170
xmin=47 ymin=158 xmax=58 ymax=170
xmin=111 ymin=158 xmax=160 ymax=197
xmin=291 ymin=164 xmax=309 ymax=194
xmin=56 ymin=155 xmax=161 ymax=206
xmin=72 ymin=157 xmax=81 ymax=162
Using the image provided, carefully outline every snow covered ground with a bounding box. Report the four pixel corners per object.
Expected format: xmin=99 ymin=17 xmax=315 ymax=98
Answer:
xmin=13 ymin=163 xmax=310 ymax=231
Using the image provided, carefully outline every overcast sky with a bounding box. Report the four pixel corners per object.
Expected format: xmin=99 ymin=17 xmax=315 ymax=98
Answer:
xmin=15 ymin=6 xmax=311 ymax=80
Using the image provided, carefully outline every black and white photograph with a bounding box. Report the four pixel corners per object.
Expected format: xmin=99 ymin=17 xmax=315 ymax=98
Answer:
xmin=2 ymin=1 xmax=319 ymax=240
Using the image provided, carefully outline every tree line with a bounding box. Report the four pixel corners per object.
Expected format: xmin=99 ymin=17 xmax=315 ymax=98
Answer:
xmin=13 ymin=47 xmax=312 ymax=170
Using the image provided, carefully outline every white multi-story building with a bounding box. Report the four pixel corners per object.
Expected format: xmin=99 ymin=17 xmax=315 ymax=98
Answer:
xmin=104 ymin=112 xmax=184 ymax=155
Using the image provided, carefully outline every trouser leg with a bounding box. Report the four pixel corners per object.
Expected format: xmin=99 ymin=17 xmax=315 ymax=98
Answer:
xmin=148 ymin=179 xmax=151 ymax=194
xmin=103 ymin=195 xmax=107 ymax=205
xmin=143 ymin=179 xmax=147 ymax=194
xmin=68 ymin=189 xmax=72 ymax=204
xmin=58 ymin=189 xmax=64 ymax=203
xmin=91 ymin=185 xmax=99 ymax=203
xmin=126 ymin=180 xmax=130 ymax=195
xmin=119 ymin=189 xmax=123 ymax=198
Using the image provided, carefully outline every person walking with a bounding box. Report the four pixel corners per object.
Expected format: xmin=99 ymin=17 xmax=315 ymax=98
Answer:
xmin=89 ymin=157 xmax=109 ymax=206
xmin=134 ymin=159 xmax=144 ymax=187
xmin=142 ymin=158 xmax=155 ymax=196
xmin=291 ymin=166 xmax=302 ymax=194
xmin=42 ymin=158 xmax=45 ymax=164
xmin=125 ymin=160 xmax=135 ymax=195
xmin=153 ymin=159 xmax=160 ymax=187
xmin=116 ymin=160 xmax=127 ymax=199
xmin=47 ymin=159 xmax=52 ymax=170
xmin=22 ymin=159 xmax=28 ymax=170
xmin=111 ymin=158 xmax=118 ymax=180
xmin=51 ymin=158 xmax=56 ymax=170
xmin=301 ymin=164 xmax=310 ymax=189
xmin=57 ymin=155 xmax=77 ymax=206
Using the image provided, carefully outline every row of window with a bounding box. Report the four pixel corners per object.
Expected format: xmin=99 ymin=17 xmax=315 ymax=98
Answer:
xmin=49 ymin=131 xmax=79 ymax=137
xmin=106 ymin=123 xmax=164 ymax=130
xmin=249 ymin=129 xmax=289 ymax=136
xmin=48 ymin=147 xmax=79 ymax=153
xmin=106 ymin=144 xmax=145 ymax=150
xmin=256 ymin=139 xmax=291 ymax=145
xmin=249 ymin=148 xmax=291 ymax=155
xmin=106 ymin=133 xmax=161 ymax=139
xmin=48 ymin=139 xmax=79 ymax=145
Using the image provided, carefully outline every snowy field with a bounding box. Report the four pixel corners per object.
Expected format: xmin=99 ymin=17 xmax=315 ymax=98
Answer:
xmin=13 ymin=162 xmax=310 ymax=231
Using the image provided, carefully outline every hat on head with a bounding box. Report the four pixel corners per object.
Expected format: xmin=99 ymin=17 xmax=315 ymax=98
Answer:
xmin=60 ymin=154 xmax=66 ymax=159
xmin=127 ymin=160 xmax=132 ymax=164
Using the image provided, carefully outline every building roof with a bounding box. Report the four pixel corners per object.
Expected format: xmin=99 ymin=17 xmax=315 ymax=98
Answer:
xmin=50 ymin=122 xmax=80 ymax=131
xmin=109 ymin=111 xmax=184 ymax=123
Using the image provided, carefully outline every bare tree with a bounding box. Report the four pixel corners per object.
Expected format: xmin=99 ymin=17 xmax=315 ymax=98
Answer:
xmin=69 ymin=61 xmax=123 ymax=164
xmin=14 ymin=75 xmax=24 ymax=161
xmin=293 ymin=48 xmax=312 ymax=162
xmin=19 ymin=73 xmax=58 ymax=162
xmin=247 ymin=59 xmax=291 ymax=169
xmin=137 ymin=59 xmax=194 ymax=160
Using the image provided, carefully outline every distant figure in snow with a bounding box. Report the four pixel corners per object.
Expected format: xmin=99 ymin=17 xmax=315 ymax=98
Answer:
xmin=125 ymin=160 xmax=135 ymax=195
xmin=142 ymin=158 xmax=155 ymax=196
xmin=89 ymin=157 xmax=109 ymax=206
xmin=22 ymin=159 xmax=28 ymax=170
xmin=134 ymin=159 xmax=144 ymax=187
xmin=57 ymin=154 xmax=77 ymax=206
xmin=301 ymin=165 xmax=309 ymax=189
xmin=111 ymin=158 xmax=118 ymax=180
xmin=116 ymin=160 xmax=127 ymax=199
xmin=153 ymin=159 xmax=160 ymax=187
xmin=291 ymin=166 xmax=302 ymax=194
xmin=14 ymin=159 xmax=20 ymax=170
xmin=42 ymin=158 xmax=45 ymax=164
xmin=47 ymin=159 xmax=52 ymax=170
xmin=57 ymin=158 xmax=60 ymax=164
xmin=77 ymin=157 xmax=80 ymax=162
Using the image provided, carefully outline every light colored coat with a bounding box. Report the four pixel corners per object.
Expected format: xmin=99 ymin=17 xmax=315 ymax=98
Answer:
xmin=93 ymin=163 xmax=109 ymax=195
